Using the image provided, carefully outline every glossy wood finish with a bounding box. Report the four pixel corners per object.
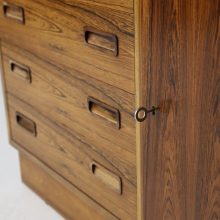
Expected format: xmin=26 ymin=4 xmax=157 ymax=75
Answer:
xmin=0 ymin=0 xmax=134 ymax=93
xmin=1 ymin=0 xmax=219 ymax=219
xmin=0 ymin=1 xmax=137 ymax=219
xmin=136 ymin=0 xmax=220 ymax=220
xmin=20 ymin=153 xmax=119 ymax=220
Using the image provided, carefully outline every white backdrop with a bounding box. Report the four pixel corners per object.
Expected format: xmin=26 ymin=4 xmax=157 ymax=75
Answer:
xmin=0 ymin=72 xmax=63 ymax=220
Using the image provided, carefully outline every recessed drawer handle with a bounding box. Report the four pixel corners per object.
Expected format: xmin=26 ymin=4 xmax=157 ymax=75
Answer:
xmin=10 ymin=60 xmax=31 ymax=83
xmin=90 ymin=162 xmax=122 ymax=194
xmin=16 ymin=112 xmax=37 ymax=136
xmin=87 ymin=97 xmax=121 ymax=129
xmin=84 ymin=27 xmax=118 ymax=56
xmin=3 ymin=2 xmax=25 ymax=24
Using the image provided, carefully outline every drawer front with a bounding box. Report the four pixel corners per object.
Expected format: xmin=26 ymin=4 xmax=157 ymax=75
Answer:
xmin=20 ymin=153 xmax=119 ymax=220
xmin=2 ymin=42 xmax=136 ymax=219
xmin=0 ymin=0 xmax=135 ymax=93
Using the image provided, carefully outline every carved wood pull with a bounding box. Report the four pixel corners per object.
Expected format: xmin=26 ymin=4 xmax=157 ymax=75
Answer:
xmin=90 ymin=162 xmax=122 ymax=194
xmin=16 ymin=112 xmax=37 ymax=136
xmin=3 ymin=2 xmax=25 ymax=24
xmin=10 ymin=60 xmax=31 ymax=83
xmin=84 ymin=27 xmax=118 ymax=56
xmin=87 ymin=97 xmax=121 ymax=129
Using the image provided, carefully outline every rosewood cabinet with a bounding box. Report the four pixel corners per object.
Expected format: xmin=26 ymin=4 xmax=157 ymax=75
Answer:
xmin=0 ymin=0 xmax=219 ymax=219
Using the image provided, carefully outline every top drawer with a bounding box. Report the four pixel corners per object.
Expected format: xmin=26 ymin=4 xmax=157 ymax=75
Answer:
xmin=0 ymin=0 xmax=135 ymax=93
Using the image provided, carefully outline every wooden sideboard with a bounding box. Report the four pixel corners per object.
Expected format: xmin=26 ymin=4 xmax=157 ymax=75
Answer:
xmin=0 ymin=0 xmax=219 ymax=219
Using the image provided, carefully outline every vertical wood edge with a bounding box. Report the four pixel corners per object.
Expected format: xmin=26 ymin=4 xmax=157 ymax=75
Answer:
xmin=135 ymin=0 xmax=152 ymax=219
xmin=134 ymin=0 xmax=143 ymax=220
xmin=0 ymin=40 xmax=12 ymax=146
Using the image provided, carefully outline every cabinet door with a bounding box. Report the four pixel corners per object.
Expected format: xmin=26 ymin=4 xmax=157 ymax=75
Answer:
xmin=135 ymin=0 xmax=220 ymax=220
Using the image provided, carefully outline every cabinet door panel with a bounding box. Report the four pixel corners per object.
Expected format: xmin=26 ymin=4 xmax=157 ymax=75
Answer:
xmin=136 ymin=0 xmax=220 ymax=219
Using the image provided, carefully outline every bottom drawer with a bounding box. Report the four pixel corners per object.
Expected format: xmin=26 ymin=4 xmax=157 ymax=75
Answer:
xmin=20 ymin=153 xmax=118 ymax=220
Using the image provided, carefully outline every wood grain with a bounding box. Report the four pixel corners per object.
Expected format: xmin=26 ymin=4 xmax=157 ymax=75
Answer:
xmin=0 ymin=1 xmax=136 ymax=219
xmin=1 ymin=1 xmax=218 ymax=220
xmin=7 ymin=93 xmax=136 ymax=220
xmin=2 ymin=39 xmax=136 ymax=218
xmin=136 ymin=0 xmax=220 ymax=220
xmin=20 ymin=153 xmax=119 ymax=220
xmin=1 ymin=41 xmax=136 ymax=179
xmin=0 ymin=0 xmax=135 ymax=93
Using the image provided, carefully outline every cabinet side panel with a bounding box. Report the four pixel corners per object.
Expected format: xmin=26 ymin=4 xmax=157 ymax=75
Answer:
xmin=135 ymin=0 xmax=220 ymax=220
xmin=0 ymin=39 xmax=12 ymax=143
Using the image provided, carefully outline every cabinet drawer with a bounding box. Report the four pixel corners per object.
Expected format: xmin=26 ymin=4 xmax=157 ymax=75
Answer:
xmin=20 ymin=153 xmax=119 ymax=220
xmin=0 ymin=0 xmax=135 ymax=93
xmin=2 ymin=42 xmax=136 ymax=183
xmin=7 ymin=94 xmax=136 ymax=220
xmin=2 ymin=41 xmax=136 ymax=218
